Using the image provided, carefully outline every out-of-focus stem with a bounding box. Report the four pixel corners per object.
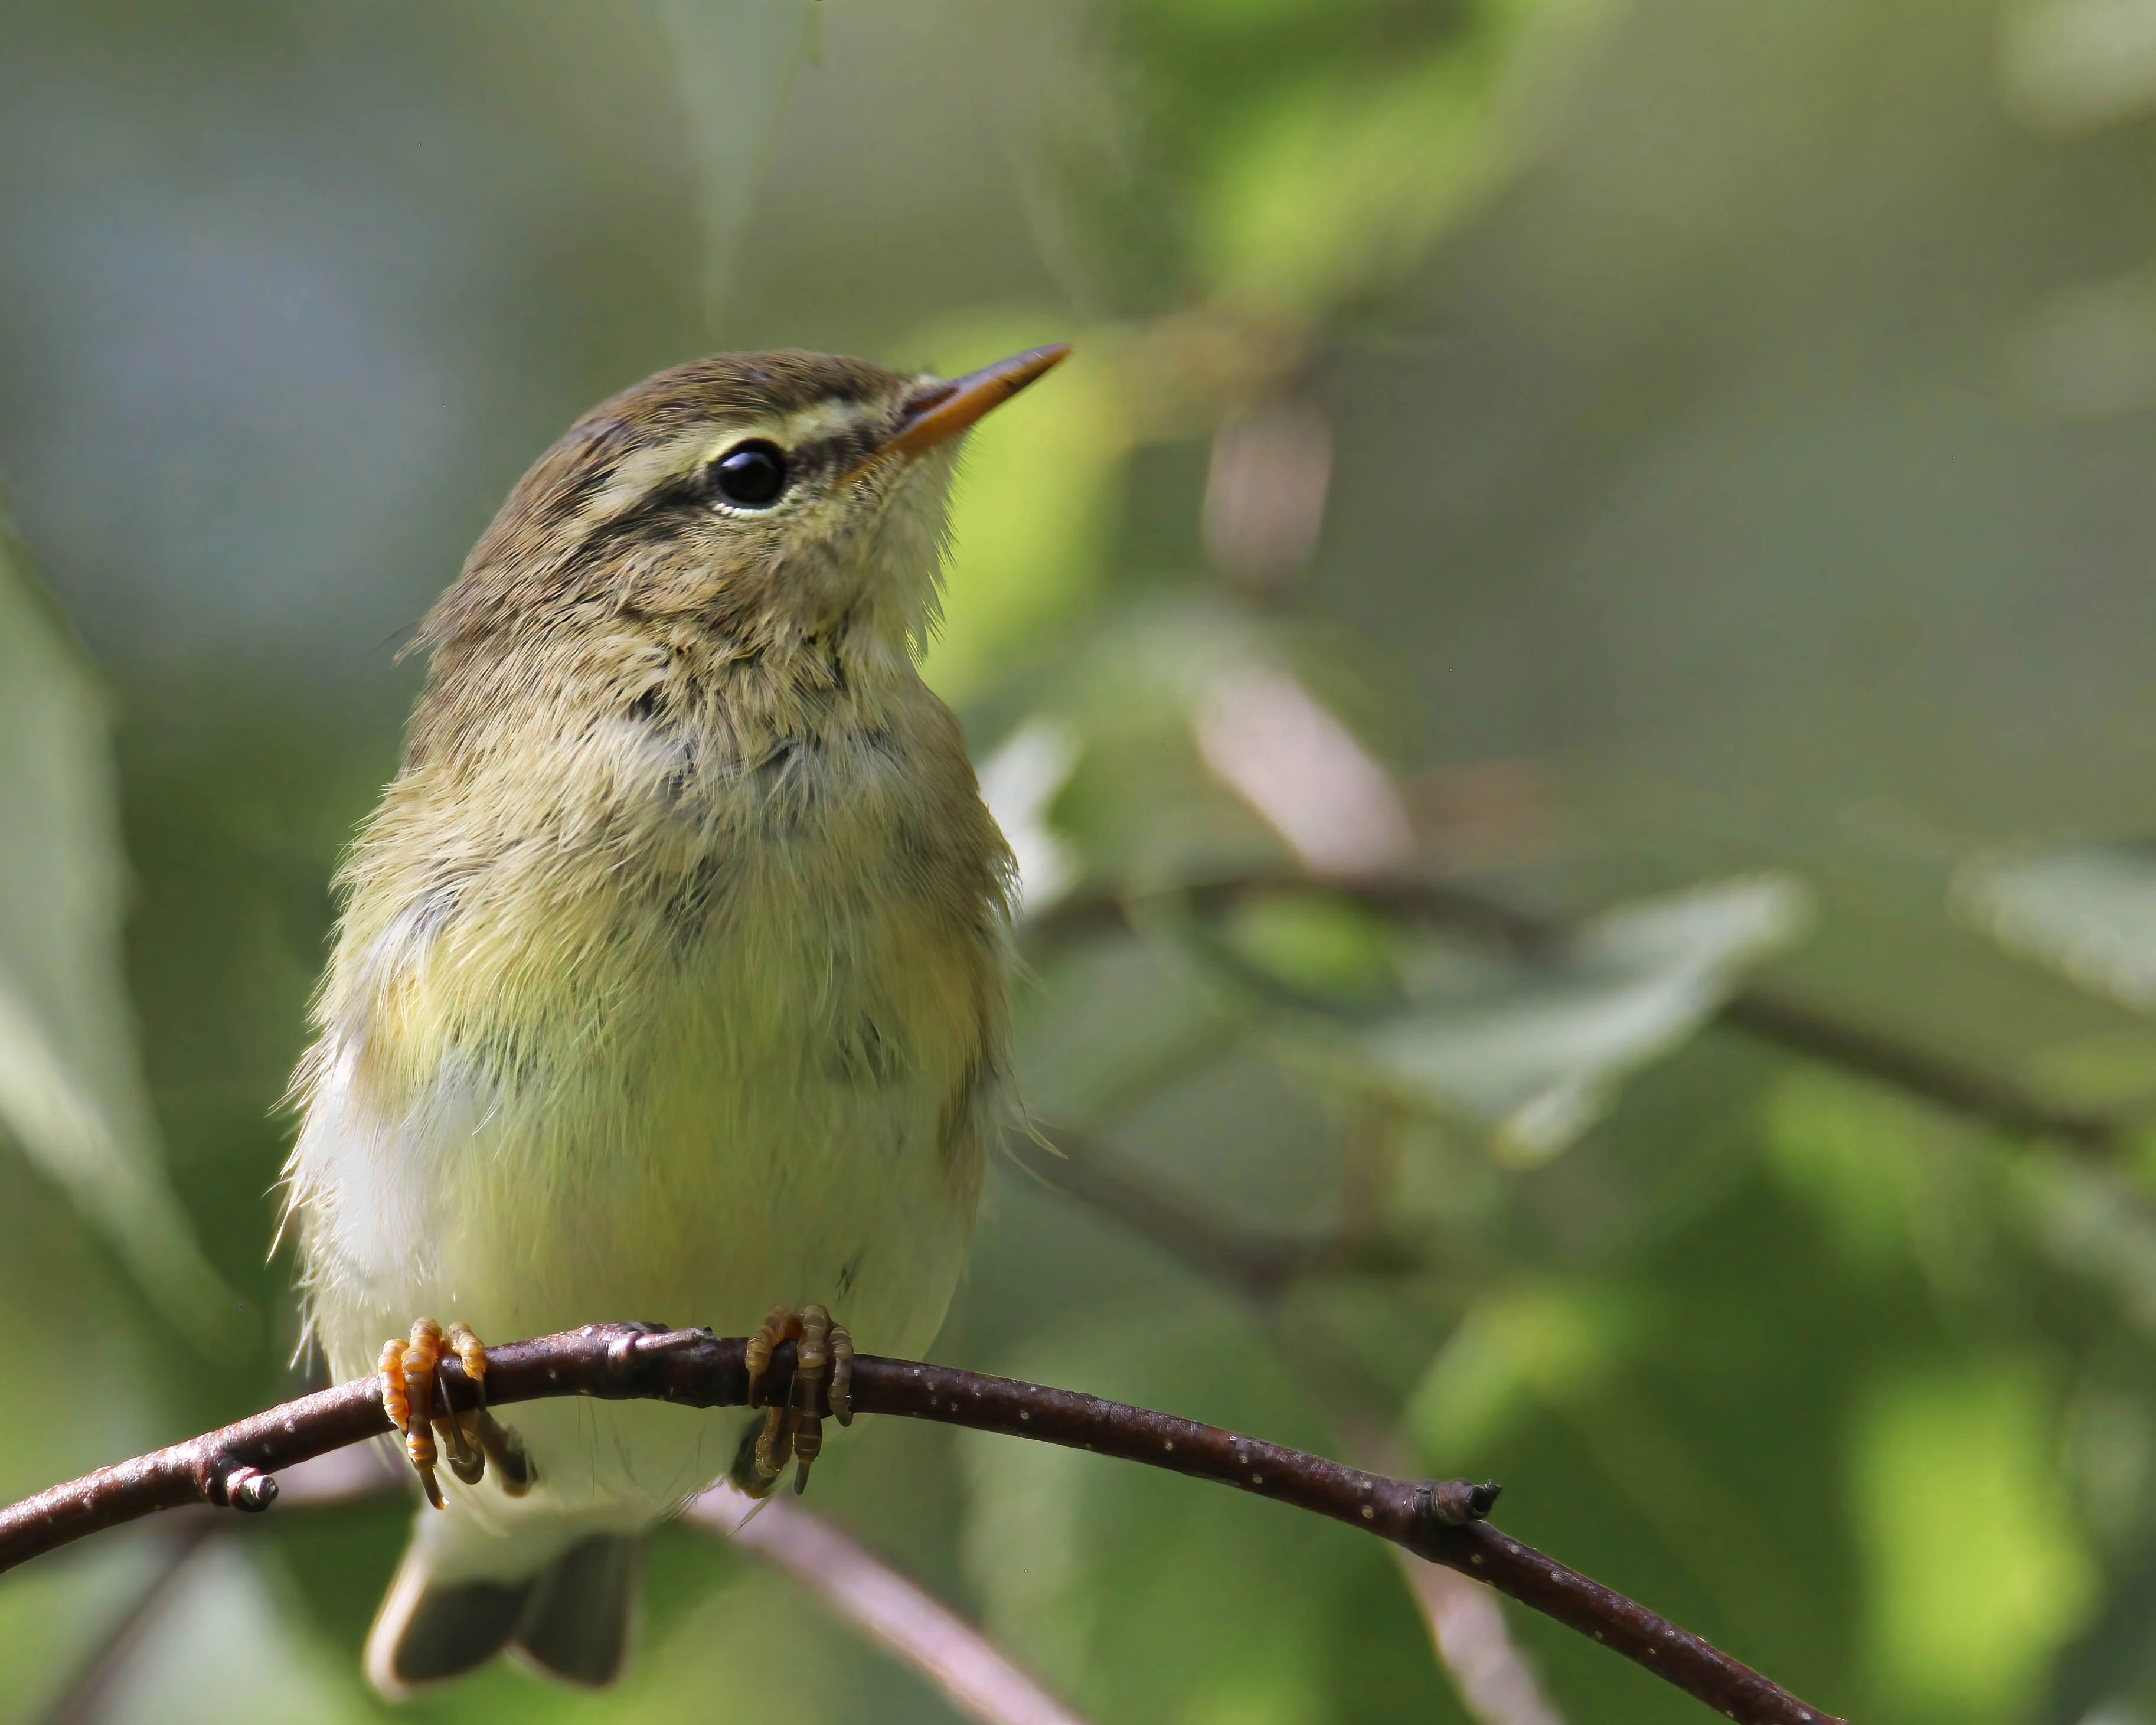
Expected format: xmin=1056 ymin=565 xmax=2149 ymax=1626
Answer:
xmin=1026 ymin=874 xmax=2127 ymax=1150
xmin=689 ymin=1485 xmax=1092 ymax=1725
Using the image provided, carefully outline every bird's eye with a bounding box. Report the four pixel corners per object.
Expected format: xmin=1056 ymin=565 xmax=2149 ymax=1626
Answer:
xmin=709 ymin=439 xmax=789 ymax=509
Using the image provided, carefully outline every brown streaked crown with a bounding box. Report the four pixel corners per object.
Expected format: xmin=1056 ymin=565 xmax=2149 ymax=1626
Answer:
xmin=417 ymin=349 xmax=920 ymax=659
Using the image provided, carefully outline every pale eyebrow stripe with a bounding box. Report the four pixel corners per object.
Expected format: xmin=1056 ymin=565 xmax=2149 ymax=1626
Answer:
xmin=566 ymin=398 xmax=888 ymax=538
xmin=575 ymin=431 xmax=735 ymax=529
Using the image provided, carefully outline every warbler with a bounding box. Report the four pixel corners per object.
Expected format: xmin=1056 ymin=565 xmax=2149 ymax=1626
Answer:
xmin=281 ymin=345 xmax=1064 ymax=1696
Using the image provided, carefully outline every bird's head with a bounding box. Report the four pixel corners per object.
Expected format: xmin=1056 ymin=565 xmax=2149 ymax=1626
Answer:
xmin=416 ymin=345 xmax=1069 ymax=688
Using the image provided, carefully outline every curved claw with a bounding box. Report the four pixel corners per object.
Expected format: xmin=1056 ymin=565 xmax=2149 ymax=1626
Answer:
xmin=790 ymin=1307 xmax=831 ymax=1494
xmin=829 ymin=1324 xmax=854 ymax=1427
xmin=744 ymin=1303 xmax=792 ymax=1407
xmin=386 ymin=1320 xmax=447 ymax=1508
xmin=734 ymin=1303 xmax=857 ymax=1497
xmin=439 ymin=1322 xmax=488 ymax=1485
xmin=377 ymin=1318 xmax=517 ymax=1507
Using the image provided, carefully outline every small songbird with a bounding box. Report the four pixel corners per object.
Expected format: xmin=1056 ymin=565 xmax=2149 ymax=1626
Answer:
xmin=281 ymin=345 xmax=1064 ymax=1697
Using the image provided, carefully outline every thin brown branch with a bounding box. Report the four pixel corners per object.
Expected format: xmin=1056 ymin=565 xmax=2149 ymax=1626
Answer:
xmin=35 ymin=1447 xmax=1085 ymax=1725
xmin=1298 ymin=1340 xmax=1569 ymax=1725
xmin=1015 ymin=1132 xmax=1421 ymax=1301
xmin=691 ymin=1485 xmax=1092 ymax=1725
xmin=34 ymin=1444 xmax=431 ymax=1723
xmin=1716 ymin=986 xmax=2117 ymax=1148
xmin=0 ymin=1324 xmax=1842 ymax=1725
xmin=1026 ymin=874 xmax=2125 ymax=1149
xmin=1023 ymin=1133 xmax=1563 ymax=1721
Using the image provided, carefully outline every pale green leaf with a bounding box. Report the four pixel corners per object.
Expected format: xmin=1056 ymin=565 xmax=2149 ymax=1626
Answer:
xmin=1327 ymin=875 xmax=1813 ymax=1164
xmin=1853 ymin=1365 xmax=2096 ymax=1723
xmin=1954 ymin=841 xmax=2156 ymax=1011
xmin=1198 ymin=0 xmax=1620 ymax=317
xmin=0 ymin=519 xmax=240 ymax=1339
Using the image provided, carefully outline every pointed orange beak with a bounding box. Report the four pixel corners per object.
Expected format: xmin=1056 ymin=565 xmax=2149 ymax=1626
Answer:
xmin=883 ymin=344 xmax=1071 ymax=460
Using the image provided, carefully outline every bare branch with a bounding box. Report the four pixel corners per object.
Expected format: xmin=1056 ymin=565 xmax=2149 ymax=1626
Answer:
xmin=1312 ymin=1391 xmax=1567 ymax=1725
xmin=1025 ymin=874 xmax=2125 ymax=1149
xmin=1013 ymin=1132 xmax=1421 ymax=1301
xmin=1715 ymin=985 xmax=2118 ymax=1147
xmin=1020 ymin=1133 xmax=1566 ymax=1720
xmin=0 ymin=1324 xmax=1843 ymax=1725
xmin=35 ymin=1448 xmax=1089 ymax=1725
xmin=691 ymin=1485 xmax=1092 ymax=1725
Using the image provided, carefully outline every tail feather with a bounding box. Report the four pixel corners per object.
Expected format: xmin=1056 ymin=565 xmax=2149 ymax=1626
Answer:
xmin=511 ymin=1534 xmax=645 ymax=1687
xmin=365 ymin=1557 xmax=534 ymax=1698
xmin=364 ymin=1532 xmax=644 ymax=1699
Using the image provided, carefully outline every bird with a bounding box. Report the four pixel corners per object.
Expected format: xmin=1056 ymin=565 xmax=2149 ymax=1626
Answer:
xmin=279 ymin=344 xmax=1066 ymax=1697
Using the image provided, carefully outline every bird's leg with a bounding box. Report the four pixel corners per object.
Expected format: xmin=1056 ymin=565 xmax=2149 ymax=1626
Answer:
xmin=787 ymin=1306 xmax=833 ymax=1495
xmin=829 ymin=1319 xmax=855 ymax=1427
xmin=743 ymin=1305 xmax=796 ymax=1490
xmin=380 ymin=1319 xmax=446 ymax=1508
xmin=469 ymin=1406 xmax=537 ymax=1495
xmin=377 ymin=1318 xmax=529 ymax=1505
xmin=736 ymin=1303 xmax=854 ymax=1497
xmin=435 ymin=1322 xmax=486 ymax=1486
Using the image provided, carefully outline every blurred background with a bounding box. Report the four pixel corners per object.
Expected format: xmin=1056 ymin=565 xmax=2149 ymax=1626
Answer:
xmin=5 ymin=0 xmax=2156 ymax=1720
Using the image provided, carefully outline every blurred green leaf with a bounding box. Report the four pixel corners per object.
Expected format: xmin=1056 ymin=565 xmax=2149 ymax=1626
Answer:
xmin=2013 ymin=1152 xmax=2156 ymax=1338
xmin=0 ymin=516 xmax=240 ymax=1342
xmin=96 ymin=1543 xmax=372 ymax=1725
xmin=979 ymin=716 xmax=1085 ymax=913
xmin=997 ymin=596 xmax=1408 ymax=889
xmin=1406 ymin=1280 xmax=1641 ymax=1465
xmin=0 ymin=1533 xmax=175 ymax=1725
xmin=1309 ymin=875 xmax=1814 ymax=1164
xmin=1763 ymin=1069 xmax=1935 ymax=1269
xmin=1955 ymin=842 xmax=2156 ymax=1013
xmin=961 ymin=1308 xmax=1460 ymax=1725
xmin=1195 ymin=0 xmax=1618 ymax=318
xmin=1221 ymin=891 xmax=1402 ymax=1005
xmin=1057 ymin=0 xmax=1619 ymax=322
xmin=1999 ymin=0 xmax=2156 ymax=133
xmin=907 ymin=312 xmax=1133 ymax=704
xmin=1854 ymin=1364 xmax=2096 ymax=1724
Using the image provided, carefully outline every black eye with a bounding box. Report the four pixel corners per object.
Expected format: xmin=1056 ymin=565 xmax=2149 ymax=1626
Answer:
xmin=710 ymin=439 xmax=789 ymax=509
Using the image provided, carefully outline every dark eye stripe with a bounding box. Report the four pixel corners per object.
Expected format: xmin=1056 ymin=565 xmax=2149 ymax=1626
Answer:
xmin=577 ymin=426 xmax=886 ymax=557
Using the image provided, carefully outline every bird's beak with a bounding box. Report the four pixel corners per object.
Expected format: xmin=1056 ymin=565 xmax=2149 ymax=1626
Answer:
xmin=882 ymin=345 xmax=1072 ymax=462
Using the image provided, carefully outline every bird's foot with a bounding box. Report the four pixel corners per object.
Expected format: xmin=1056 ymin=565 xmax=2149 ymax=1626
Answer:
xmin=733 ymin=1304 xmax=853 ymax=1498
xmin=377 ymin=1318 xmax=534 ymax=1509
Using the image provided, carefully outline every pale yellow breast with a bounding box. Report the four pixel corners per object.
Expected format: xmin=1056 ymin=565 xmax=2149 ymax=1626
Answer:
xmin=290 ymin=675 xmax=1008 ymax=1400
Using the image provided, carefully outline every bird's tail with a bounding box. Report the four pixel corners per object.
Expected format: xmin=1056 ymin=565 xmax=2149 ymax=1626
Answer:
xmin=365 ymin=1526 xmax=645 ymax=1699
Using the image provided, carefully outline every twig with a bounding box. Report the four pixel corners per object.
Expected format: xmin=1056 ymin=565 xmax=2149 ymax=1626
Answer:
xmin=34 ymin=1445 xmax=1088 ymax=1725
xmin=1026 ymin=874 xmax=2125 ymax=1149
xmin=1014 ymin=1131 xmax=1422 ymax=1301
xmin=1717 ymin=986 xmax=2117 ymax=1148
xmin=1304 ymin=1346 xmax=1570 ymax=1725
xmin=0 ymin=1324 xmax=1843 ymax=1725
xmin=691 ymin=1485 xmax=1092 ymax=1725
xmin=34 ymin=1443 xmax=422 ymax=1723
xmin=1020 ymin=1135 xmax=1564 ymax=1721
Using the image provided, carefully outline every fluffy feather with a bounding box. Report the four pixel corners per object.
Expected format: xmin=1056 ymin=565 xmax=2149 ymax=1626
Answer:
xmin=282 ymin=351 xmax=1014 ymax=1692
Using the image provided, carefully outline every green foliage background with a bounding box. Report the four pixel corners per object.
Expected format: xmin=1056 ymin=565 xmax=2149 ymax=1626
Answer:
xmin=5 ymin=1 xmax=2156 ymax=1721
